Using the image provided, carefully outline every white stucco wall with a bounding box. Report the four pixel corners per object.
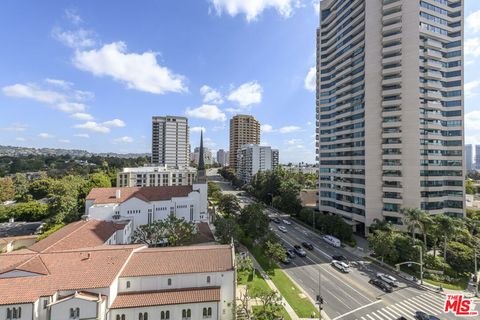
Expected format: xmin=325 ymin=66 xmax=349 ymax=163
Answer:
xmin=110 ymin=302 xmax=219 ymax=320
xmin=0 ymin=303 xmax=33 ymax=320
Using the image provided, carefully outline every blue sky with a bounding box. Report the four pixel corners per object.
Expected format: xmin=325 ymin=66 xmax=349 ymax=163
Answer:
xmin=0 ymin=0 xmax=478 ymax=164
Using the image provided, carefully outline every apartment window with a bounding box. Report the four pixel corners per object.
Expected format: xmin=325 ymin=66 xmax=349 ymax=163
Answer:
xmin=43 ymin=300 xmax=48 ymax=309
xmin=160 ymin=311 xmax=170 ymax=320
xmin=126 ymin=281 xmax=131 ymax=288
xmin=207 ymin=276 xmax=211 ymax=284
xmin=138 ymin=313 xmax=148 ymax=320
xmin=182 ymin=309 xmax=192 ymax=320
xmin=203 ymin=307 xmax=213 ymax=318
xmin=168 ymin=278 xmax=172 ymax=286
xmin=69 ymin=308 xmax=79 ymax=319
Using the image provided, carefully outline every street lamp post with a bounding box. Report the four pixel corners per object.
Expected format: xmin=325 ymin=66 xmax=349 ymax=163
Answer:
xmin=415 ymin=245 xmax=423 ymax=285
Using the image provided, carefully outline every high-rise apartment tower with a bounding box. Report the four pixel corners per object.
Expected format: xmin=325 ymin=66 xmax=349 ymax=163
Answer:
xmin=465 ymin=144 xmax=473 ymax=171
xmin=229 ymin=115 xmax=260 ymax=170
xmin=151 ymin=116 xmax=189 ymax=168
xmin=316 ymin=0 xmax=464 ymax=234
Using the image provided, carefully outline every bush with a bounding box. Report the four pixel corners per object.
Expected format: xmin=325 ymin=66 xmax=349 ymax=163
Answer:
xmin=36 ymin=223 xmax=65 ymax=242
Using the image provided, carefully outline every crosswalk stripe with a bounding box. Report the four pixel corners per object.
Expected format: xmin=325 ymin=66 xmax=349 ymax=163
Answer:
xmin=389 ymin=304 xmax=412 ymax=318
xmin=394 ymin=302 xmax=417 ymax=315
xmin=376 ymin=309 xmax=394 ymax=320
xmin=384 ymin=306 xmax=401 ymax=317
xmin=415 ymin=295 xmax=445 ymax=312
xmin=398 ymin=301 xmax=419 ymax=314
xmin=360 ymin=317 xmax=367 ymax=320
xmin=366 ymin=314 xmax=376 ymax=320
xmin=380 ymin=307 xmax=398 ymax=319
xmin=408 ymin=297 xmax=442 ymax=315
xmin=370 ymin=312 xmax=384 ymax=320
xmin=417 ymin=293 xmax=445 ymax=308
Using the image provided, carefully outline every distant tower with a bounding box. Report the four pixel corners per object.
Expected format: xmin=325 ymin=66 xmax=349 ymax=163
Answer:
xmin=196 ymin=130 xmax=207 ymax=183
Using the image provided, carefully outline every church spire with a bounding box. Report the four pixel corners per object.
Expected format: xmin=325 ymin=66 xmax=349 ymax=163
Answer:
xmin=198 ymin=130 xmax=205 ymax=171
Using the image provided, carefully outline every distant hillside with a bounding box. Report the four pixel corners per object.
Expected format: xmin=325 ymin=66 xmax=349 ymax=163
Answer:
xmin=0 ymin=145 xmax=150 ymax=159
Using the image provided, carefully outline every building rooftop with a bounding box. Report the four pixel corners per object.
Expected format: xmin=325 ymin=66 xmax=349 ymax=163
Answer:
xmin=86 ymin=186 xmax=194 ymax=205
xmin=111 ymin=287 xmax=221 ymax=309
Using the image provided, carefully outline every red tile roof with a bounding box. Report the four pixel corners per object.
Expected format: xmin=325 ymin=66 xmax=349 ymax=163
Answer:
xmin=110 ymin=287 xmax=220 ymax=309
xmin=121 ymin=245 xmax=233 ymax=277
xmin=86 ymin=186 xmax=194 ymax=205
xmin=29 ymin=220 xmax=127 ymax=253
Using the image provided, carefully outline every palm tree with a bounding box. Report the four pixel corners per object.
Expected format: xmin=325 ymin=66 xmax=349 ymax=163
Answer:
xmin=432 ymin=214 xmax=457 ymax=262
xmin=401 ymin=208 xmax=429 ymax=243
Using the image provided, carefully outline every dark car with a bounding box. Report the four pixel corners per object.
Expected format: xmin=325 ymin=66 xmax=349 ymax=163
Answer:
xmin=293 ymin=245 xmax=307 ymax=257
xmin=332 ymin=255 xmax=350 ymax=265
xmin=272 ymin=217 xmax=281 ymax=224
xmin=368 ymin=278 xmax=393 ymax=293
xmin=286 ymin=249 xmax=296 ymax=259
xmin=414 ymin=312 xmax=429 ymax=320
xmin=302 ymin=242 xmax=314 ymax=250
xmin=397 ymin=317 xmax=407 ymax=320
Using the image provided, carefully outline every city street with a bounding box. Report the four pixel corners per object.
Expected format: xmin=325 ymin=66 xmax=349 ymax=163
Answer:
xmin=208 ymin=169 xmax=479 ymax=320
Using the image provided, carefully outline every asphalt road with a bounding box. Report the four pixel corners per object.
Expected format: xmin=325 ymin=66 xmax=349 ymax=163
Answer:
xmin=208 ymin=169 xmax=479 ymax=320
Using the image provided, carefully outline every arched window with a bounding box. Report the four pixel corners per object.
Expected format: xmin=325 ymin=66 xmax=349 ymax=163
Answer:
xmin=138 ymin=313 xmax=143 ymax=320
xmin=18 ymin=307 xmax=22 ymax=318
xmin=144 ymin=312 xmax=148 ymax=320
xmin=187 ymin=309 xmax=191 ymax=318
xmin=206 ymin=276 xmax=211 ymax=284
xmin=203 ymin=308 xmax=207 ymax=317
xmin=116 ymin=315 xmax=120 ymax=320
xmin=121 ymin=315 xmax=126 ymax=320
xmin=161 ymin=311 xmax=165 ymax=320
xmin=75 ymin=308 xmax=79 ymax=318
xmin=208 ymin=307 xmax=212 ymax=317
xmin=69 ymin=308 xmax=75 ymax=318
xmin=12 ymin=308 xmax=17 ymax=319
xmin=6 ymin=308 xmax=11 ymax=319
xmin=126 ymin=281 xmax=130 ymax=288
xmin=182 ymin=309 xmax=187 ymax=318
xmin=167 ymin=278 xmax=172 ymax=286
xmin=165 ymin=311 xmax=170 ymax=319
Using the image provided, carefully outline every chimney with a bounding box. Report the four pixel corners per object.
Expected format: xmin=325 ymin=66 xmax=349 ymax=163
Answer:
xmin=115 ymin=189 xmax=121 ymax=199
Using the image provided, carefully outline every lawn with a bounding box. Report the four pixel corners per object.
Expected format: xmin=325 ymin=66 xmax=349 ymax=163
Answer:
xmin=252 ymin=306 xmax=292 ymax=320
xmin=425 ymin=278 xmax=469 ymax=291
xmin=237 ymin=269 xmax=272 ymax=298
xmin=249 ymin=246 xmax=320 ymax=318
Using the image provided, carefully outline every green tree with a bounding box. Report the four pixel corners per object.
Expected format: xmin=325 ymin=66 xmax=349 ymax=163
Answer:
xmin=162 ymin=214 xmax=196 ymax=246
xmin=401 ymin=207 xmax=429 ymax=244
xmin=218 ymin=194 xmax=241 ymax=217
xmin=13 ymin=173 xmax=30 ymax=202
xmin=265 ymin=241 xmax=286 ymax=267
xmin=10 ymin=201 xmax=49 ymax=221
xmin=368 ymin=229 xmax=398 ymax=263
xmin=445 ymin=241 xmax=475 ymax=274
xmin=238 ymin=203 xmax=269 ymax=242
xmin=0 ymin=177 xmax=15 ymax=202
xmin=48 ymin=175 xmax=85 ymax=223
xmin=432 ymin=214 xmax=460 ymax=262
xmin=131 ymin=221 xmax=167 ymax=247
xmin=214 ymin=216 xmax=241 ymax=244
xmin=28 ymin=178 xmax=53 ymax=200
xmin=254 ymin=289 xmax=284 ymax=320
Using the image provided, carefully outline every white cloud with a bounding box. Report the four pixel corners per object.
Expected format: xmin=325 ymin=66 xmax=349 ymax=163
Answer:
xmin=286 ymin=138 xmax=302 ymax=145
xmin=186 ymin=104 xmax=226 ymax=121
xmin=466 ymin=111 xmax=480 ymax=130
xmin=52 ymin=27 xmax=96 ymax=49
xmin=55 ymin=102 xmax=86 ymax=113
xmin=65 ymin=8 xmax=83 ymax=25
xmin=204 ymin=137 xmax=217 ymax=149
xmin=466 ymin=38 xmax=480 ymax=57
xmin=1 ymin=123 xmax=28 ymax=132
xmin=261 ymin=124 xmax=274 ymax=133
xmin=45 ymin=78 xmax=73 ymax=89
xmin=304 ymin=66 xmax=316 ymax=92
xmin=312 ymin=0 xmax=320 ymax=15
xmin=209 ymin=0 xmax=297 ymax=22
xmin=200 ymin=85 xmax=223 ymax=104
xmin=191 ymin=126 xmax=206 ymax=133
xmin=227 ymin=81 xmax=262 ymax=107
xmin=38 ymin=133 xmax=55 ymax=139
xmin=103 ymin=119 xmax=126 ymax=128
xmin=71 ymin=112 xmax=94 ymax=120
xmin=74 ymin=133 xmax=90 ymax=138
xmin=466 ymin=80 xmax=480 ymax=98
xmin=467 ymin=10 xmax=480 ymax=33
xmin=113 ymin=136 xmax=134 ymax=143
xmin=224 ymin=107 xmax=243 ymax=113
xmin=2 ymin=83 xmax=65 ymax=104
xmin=73 ymin=42 xmax=187 ymax=95
xmin=279 ymin=125 xmax=301 ymax=133
xmin=15 ymin=137 xmax=26 ymax=142
xmin=58 ymin=139 xmax=70 ymax=144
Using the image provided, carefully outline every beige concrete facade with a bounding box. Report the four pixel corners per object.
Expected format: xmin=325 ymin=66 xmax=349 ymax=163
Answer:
xmin=317 ymin=0 xmax=464 ymax=234
xmin=229 ymin=115 xmax=260 ymax=170
xmin=152 ymin=116 xmax=190 ymax=168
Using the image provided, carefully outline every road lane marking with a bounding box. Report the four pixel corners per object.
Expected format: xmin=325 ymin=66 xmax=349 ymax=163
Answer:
xmin=332 ymin=300 xmax=383 ymax=320
xmin=384 ymin=307 xmax=400 ymax=317
xmin=372 ymin=311 xmax=389 ymax=320
xmin=407 ymin=298 xmax=440 ymax=315
xmin=388 ymin=305 xmax=412 ymax=319
xmin=366 ymin=314 xmax=376 ymax=320
xmin=416 ymin=294 xmax=445 ymax=309
xmin=380 ymin=308 xmax=397 ymax=319
xmin=396 ymin=301 xmax=417 ymax=314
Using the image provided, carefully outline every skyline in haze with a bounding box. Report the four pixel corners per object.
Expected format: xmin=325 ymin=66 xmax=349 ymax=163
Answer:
xmin=0 ymin=0 xmax=479 ymax=164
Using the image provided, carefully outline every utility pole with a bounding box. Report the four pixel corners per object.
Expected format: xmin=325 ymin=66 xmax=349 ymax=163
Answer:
xmin=418 ymin=245 xmax=423 ymax=285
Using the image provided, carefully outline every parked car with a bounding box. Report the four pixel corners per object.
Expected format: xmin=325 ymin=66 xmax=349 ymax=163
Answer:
xmin=278 ymin=226 xmax=288 ymax=233
xmin=302 ymin=242 xmax=314 ymax=250
xmin=377 ymin=273 xmax=399 ymax=287
xmin=293 ymin=245 xmax=307 ymax=257
xmin=280 ymin=255 xmax=291 ymax=264
xmin=368 ymin=278 xmax=393 ymax=293
xmin=282 ymin=219 xmax=291 ymax=225
xmin=286 ymin=248 xmax=296 ymax=259
xmin=332 ymin=255 xmax=349 ymax=265
xmin=322 ymin=235 xmax=341 ymax=247
xmin=331 ymin=260 xmax=350 ymax=273
xmin=396 ymin=317 xmax=407 ymax=320
xmin=272 ymin=217 xmax=281 ymax=224
xmin=414 ymin=311 xmax=429 ymax=320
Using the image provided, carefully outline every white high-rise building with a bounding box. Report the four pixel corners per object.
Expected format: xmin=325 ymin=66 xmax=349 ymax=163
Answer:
xmin=217 ymin=149 xmax=228 ymax=166
xmin=317 ymin=0 xmax=464 ymax=234
xmin=237 ymin=144 xmax=279 ymax=183
xmin=465 ymin=144 xmax=473 ymax=172
xmin=152 ymin=116 xmax=189 ymax=168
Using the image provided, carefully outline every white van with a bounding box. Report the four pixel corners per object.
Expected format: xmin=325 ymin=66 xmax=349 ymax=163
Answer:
xmin=322 ymin=235 xmax=341 ymax=247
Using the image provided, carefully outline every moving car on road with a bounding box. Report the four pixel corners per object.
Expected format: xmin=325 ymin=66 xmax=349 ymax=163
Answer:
xmin=368 ymin=278 xmax=393 ymax=293
xmin=377 ymin=273 xmax=399 ymax=287
xmin=302 ymin=242 xmax=314 ymax=250
xmin=293 ymin=245 xmax=307 ymax=257
xmin=280 ymin=255 xmax=291 ymax=264
xmin=286 ymin=248 xmax=296 ymax=259
xmin=331 ymin=260 xmax=350 ymax=273
xmin=414 ymin=312 xmax=440 ymax=320
xmin=332 ymin=255 xmax=349 ymax=265
xmin=278 ymin=226 xmax=288 ymax=233
xmin=271 ymin=217 xmax=281 ymax=224
xmin=282 ymin=219 xmax=291 ymax=225
xmin=323 ymin=235 xmax=341 ymax=247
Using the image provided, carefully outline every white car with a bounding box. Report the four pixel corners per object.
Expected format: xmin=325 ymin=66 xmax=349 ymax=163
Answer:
xmin=323 ymin=235 xmax=341 ymax=247
xmin=278 ymin=226 xmax=288 ymax=233
xmin=331 ymin=260 xmax=350 ymax=273
xmin=282 ymin=219 xmax=291 ymax=225
xmin=377 ymin=273 xmax=399 ymax=287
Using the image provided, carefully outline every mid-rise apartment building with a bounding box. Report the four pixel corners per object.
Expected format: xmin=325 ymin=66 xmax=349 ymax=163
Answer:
xmin=316 ymin=0 xmax=464 ymax=234
xmin=117 ymin=165 xmax=197 ymax=187
xmin=152 ymin=116 xmax=189 ymax=167
xmin=217 ymin=149 xmax=228 ymax=166
xmin=229 ymin=115 xmax=260 ymax=170
xmin=193 ymin=147 xmax=213 ymax=166
xmin=476 ymin=145 xmax=480 ymax=169
xmin=236 ymin=144 xmax=279 ymax=183
xmin=465 ymin=144 xmax=473 ymax=171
